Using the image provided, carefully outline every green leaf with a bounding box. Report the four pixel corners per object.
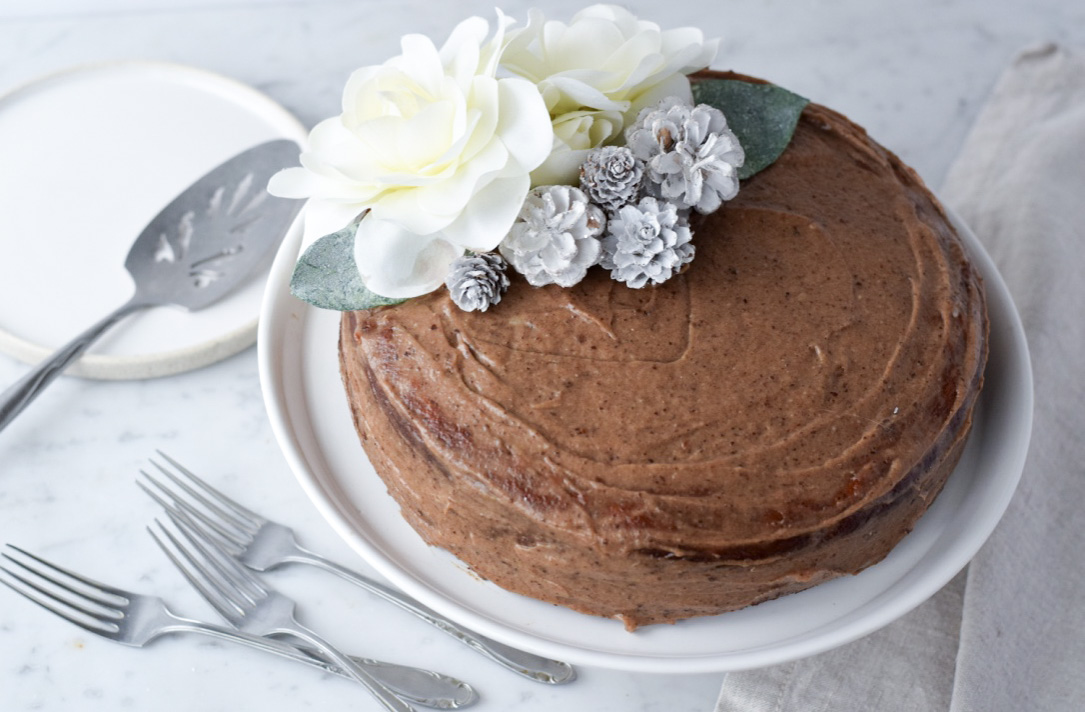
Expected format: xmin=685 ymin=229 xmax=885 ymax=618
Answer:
xmin=692 ymin=79 xmax=808 ymax=180
xmin=289 ymin=223 xmax=407 ymax=311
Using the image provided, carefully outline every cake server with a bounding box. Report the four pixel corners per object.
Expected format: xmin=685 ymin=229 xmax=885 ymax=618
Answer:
xmin=139 ymin=452 xmax=578 ymax=685
xmin=0 ymin=139 xmax=303 ymax=434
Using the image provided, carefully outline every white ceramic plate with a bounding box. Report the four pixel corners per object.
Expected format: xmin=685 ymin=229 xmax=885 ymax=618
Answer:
xmin=258 ymin=211 xmax=1032 ymax=673
xmin=0 ymin=61 xmax=307 ymax=379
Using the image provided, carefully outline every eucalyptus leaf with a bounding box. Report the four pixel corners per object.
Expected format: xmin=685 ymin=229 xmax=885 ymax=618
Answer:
xmin=692 ymin=79 xmax=808 ymax=180
xmin=289 ymin=224 xmax=407 ymax=311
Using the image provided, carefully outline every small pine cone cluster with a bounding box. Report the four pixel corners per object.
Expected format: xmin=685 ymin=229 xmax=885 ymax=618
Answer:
xmin=600 ymin=197 xmax=694 ymax=288
xmin=444 ymin=252 xmax=510 ymax=312
xmin=499 ymin=185 xmax=606 ymax=288
xmin=626 ymin=96 xmax=745 ymax=214
xmin=579 ymin=145 xmax=644 ymax=212
xmin=442 ymin=96 xmax=745 ymax=308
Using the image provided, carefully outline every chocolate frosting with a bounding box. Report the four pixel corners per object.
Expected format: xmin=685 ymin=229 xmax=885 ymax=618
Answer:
xmin=338 ymin=72 xmax=988 ymax=629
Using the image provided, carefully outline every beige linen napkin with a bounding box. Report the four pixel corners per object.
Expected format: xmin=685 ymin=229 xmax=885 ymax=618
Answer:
xmin=716 ymin=43 xmax=1085 ymax=712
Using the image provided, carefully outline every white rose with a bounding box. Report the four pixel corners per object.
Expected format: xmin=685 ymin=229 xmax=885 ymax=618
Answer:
xmin=501 ymin=4 xmax=718 ymax=186
xmin=268 ymin=13 xmax=553 ymax=299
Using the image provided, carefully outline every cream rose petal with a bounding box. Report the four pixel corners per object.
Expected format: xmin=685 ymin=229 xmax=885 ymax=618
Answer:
xmin=553 ymin=17 xmax=626 ymax=67
xmin=660 ymin=29 xmax=718 ymax=72
xmin=547 ymin=74 xmax=627 ymax=112
xmin=353 ymin=216 xmax=461 ymax=299
xmin=268 ymin=167 xmax=374 ymax=250
xmin=530 ymin=145 xmax=590 ymax=187
xmin=390 ymin=100 xmax=459 ymax=171
xmin=439 ymin=173 xmax=531 ymax=252
xmin=497 ymin=9 xmax=546 ymax=80
xmin=340 ymin=65 xmax=384 ymax=121
xmin=606 ymin=34 xmax=668 ymax=90
xmin=455 ymin=77 xmax=501 ymax=168
xmin=304 ymin=118 xmax=386 ymax=187
xmin=530 ymin=108 xmax=623 ymax=186
xmin=394 ymin=34 xmax=445 ymax=94
xmin=494 ymin=77 xmax=554 ymax=172
xmin=371 ymin=139 xmax=510 ymax=232
xmin=625 ymin=72 xmax=694 ymax=120
xmin=439 ymin=16 xmax=487 ymax=85
xmin=266 ymin=165 xmax=323 ymax=200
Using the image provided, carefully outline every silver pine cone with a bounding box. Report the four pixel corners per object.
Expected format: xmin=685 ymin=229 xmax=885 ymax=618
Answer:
xmin=499 ymin=185 xmax=605 ymax=288
xmin=445 ymin=252 xmax=510 ymax=312
xmin=600 ymin=197 xmax=694 ymax=288
xmin=579 ymin=145 xmax=645 ymax=211
xmin=625 ymin=96 xmax=745 ymax=214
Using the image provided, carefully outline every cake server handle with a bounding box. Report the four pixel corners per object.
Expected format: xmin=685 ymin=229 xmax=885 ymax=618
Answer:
xmin=0 ymin=298 xmax=147 ymax=434
xmin=286 ymin=549 xmax=576 ymax=684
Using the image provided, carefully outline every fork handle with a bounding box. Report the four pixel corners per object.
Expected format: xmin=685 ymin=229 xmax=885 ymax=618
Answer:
xmin=0 ymin=297 xmax=148 ymax=434
xmin=166 ymin=619 xmax=474 ymax=709
xmin=286 ymin=549 xmax=575 ymax=684
xmin=275 ymin=622 xmax=417 ymax=712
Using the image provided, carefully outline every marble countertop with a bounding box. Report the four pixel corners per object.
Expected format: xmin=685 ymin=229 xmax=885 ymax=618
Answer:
xmin=1 ymin=1 xmax=1082 ymax=710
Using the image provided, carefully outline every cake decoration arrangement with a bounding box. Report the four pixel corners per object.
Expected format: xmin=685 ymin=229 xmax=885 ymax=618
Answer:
xmin=274 ymin=4 xmax=989 ymax=630
xmin=271 ymin=4 xmax=807 ymax=312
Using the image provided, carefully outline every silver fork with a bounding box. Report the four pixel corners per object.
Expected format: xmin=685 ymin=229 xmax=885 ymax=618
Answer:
xmin=149 ymin=515 xmax=417 ymax=712
xmin=0 ymin=545 xmax=475 ymax=709
xmin=138 ymin=452 xmax=575 ymax=685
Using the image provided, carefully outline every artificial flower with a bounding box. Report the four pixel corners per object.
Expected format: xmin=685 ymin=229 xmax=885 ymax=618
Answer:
xmin=501 ymin=4 xmax=718 ymax=185
xmin=269 ymin=12 xmax=553 ymax=298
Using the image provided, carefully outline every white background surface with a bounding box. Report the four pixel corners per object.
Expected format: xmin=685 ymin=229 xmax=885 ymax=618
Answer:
xmin=0 ymin=1 xmax=1081 ymax=711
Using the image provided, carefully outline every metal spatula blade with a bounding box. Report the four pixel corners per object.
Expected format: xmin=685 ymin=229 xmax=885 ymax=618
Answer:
xmin=0 ymin=139 xmax=303 ymax=433
xmin=124 ymin=140 xmax=302 ymax=310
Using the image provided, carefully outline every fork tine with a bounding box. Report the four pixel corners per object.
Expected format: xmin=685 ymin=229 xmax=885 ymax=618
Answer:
xmin=145 ymin=458 xmax=258 ymax=537
xmin=154 ymin=451 xmax=264 ymax=528
xmin=0 ymin=550 xmax=126 ymax=635
xmin=1 ymin=558 xmax=121 ymax=622
xmin=0 ymin=563 xmax=121 ymax=622
xmin=166 ymin=511 xmax=267 ymax=599
xmin=0 ymin=572 xmax=122 ymax=638
xmin=147 ymin=521 xmax=240 ymax=621
xmin=3 ymin=546 xmax=129 ymax=607
xmin=158 ymin=511 xmax=267 ymax=606
xmin=138 ymin=474 xmax=247 ymax=554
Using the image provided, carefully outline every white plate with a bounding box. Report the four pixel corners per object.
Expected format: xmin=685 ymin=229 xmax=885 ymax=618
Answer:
xmin=0 ymin=61 xmax=306 ymax=379
xmin=258 ymin=210 xmax=1032 ymax=673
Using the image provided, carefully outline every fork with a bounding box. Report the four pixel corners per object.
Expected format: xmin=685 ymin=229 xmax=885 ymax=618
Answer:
xmin=139 ymin=452 xmax=575 ymax=685
xmin=0 ymin=545 xmax=476 ymax=710
xmin=149 ymin=515 xmax=418 ymax=712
